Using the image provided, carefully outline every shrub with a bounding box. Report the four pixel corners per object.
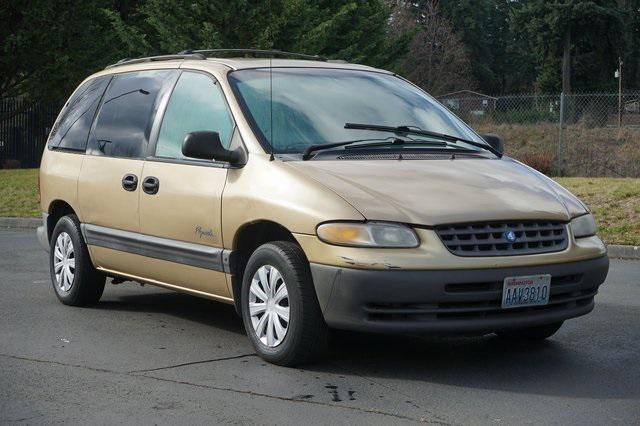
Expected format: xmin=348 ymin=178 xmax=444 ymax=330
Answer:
xmin=516 ymin=152 xmax=555 ymax=176
xmin=1 ymin=159 xmax=21 ymax=169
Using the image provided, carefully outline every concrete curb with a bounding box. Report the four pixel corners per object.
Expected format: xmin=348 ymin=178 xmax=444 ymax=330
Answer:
xmin=607 ymin=245 xmax=640 ymax=260
xmin=0 ymin=217 xmax=40 ymax=230
xmin=0 ymin=217 xmax=639 ymax=260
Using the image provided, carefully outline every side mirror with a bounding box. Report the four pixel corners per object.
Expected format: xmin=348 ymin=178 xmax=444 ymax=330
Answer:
xmin=481 ymin=133 xmax=503 ymax=155
xmin=182 ymin=131 xmax=242 ymax=165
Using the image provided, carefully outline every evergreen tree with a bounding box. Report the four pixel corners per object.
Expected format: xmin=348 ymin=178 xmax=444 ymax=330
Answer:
xmin=1 ymin=0 xmax=124 ymax=102
xmin=513 ymin=0 xmax=624 ymax=93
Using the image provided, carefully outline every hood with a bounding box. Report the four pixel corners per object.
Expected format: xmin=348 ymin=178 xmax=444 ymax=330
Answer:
xmin=288 ymin=157 xmax=587 ymax=226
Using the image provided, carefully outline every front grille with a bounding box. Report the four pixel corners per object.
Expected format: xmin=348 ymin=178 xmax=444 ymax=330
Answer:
xmin=365 ymin=274 xmax=592 ymax=322
xmin=435 ymin=221 xmax=568 ymax=257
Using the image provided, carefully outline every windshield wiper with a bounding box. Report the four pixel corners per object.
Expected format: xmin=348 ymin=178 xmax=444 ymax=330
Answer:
xmin=301 ymin=137 xmax=448 ymax=160
xmin=344 ymin=123 xmax=502 ymax=158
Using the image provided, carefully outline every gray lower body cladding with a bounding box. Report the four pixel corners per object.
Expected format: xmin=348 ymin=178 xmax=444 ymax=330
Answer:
xmin=310 ymin=256 xmax=609 ymax=334
xmin=80 ymin=224 xmax=230 ymax=272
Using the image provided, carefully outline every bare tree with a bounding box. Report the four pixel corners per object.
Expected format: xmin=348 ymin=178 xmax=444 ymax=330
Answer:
xmin=388 ymin=0 xmax=475 ymax=95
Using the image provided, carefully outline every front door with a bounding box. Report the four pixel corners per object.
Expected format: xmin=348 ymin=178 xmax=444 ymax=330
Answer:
xmin=137 ymin=70 xmax=236 ymax=298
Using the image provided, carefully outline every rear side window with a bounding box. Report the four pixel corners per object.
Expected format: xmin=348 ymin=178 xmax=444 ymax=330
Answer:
xmin=87 ymin=70 xmax=178 ymax=158
xmin=48 ymin=76 xmax=111 ymax=151
xmin=155 ymin=71 xmax=234 ymax=159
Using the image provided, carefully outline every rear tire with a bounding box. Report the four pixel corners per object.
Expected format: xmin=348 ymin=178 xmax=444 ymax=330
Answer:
xmin=49 ymin=215 xmax=105 ymax=306
xmin=496 ymin=321 xmax=563 ymax=341
xmin=241 ymin=241 xmax=329 ymax=366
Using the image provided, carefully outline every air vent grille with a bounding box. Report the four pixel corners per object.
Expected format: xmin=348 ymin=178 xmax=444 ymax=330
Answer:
xmin=336 ymin=153 xmax=483 ymax=160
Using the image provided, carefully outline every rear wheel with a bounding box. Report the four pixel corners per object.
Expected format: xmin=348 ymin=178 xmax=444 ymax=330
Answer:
xmin=496 ymin=321 xmax=563 ymax=341
xmin=241 ymin=241 xmax=329 ymax=366
xmin=50 ymin=215 xmax=105 ymax=306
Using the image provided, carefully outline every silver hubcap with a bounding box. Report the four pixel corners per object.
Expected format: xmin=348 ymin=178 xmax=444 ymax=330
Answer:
xmin=249 ymin=265 xmax=290 ymax=347
xmin=53 ymin=232 xmax=75 ymax=292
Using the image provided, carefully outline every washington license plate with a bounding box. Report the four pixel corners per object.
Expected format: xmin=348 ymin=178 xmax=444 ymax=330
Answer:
xmin=501 ymin=274 xmax=551 ymax=309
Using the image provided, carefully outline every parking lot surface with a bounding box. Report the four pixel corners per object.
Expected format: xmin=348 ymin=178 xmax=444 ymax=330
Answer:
xmin=1 ymin=230 xmax=639 ymax=424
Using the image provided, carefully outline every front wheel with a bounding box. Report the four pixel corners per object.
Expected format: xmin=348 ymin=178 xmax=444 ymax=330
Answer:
xmin=241 ymin=241 xmax=329 ymax=366
xmin=496 ymin=321 xmax=564 ymax=341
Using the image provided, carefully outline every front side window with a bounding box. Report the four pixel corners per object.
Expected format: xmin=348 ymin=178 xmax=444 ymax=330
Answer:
xmin=228 ymin=68 xmax=486 ymax=154
xmin=87 ymin=70 xmax=177 ymax=158
xmin=48 ymin=76 xmax=111 ymax=151
xmin=155 ymin=71 xmax=234 ymax=160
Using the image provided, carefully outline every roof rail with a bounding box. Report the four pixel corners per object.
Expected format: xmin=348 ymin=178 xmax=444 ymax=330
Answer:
xmin=105 ymin=53 xmax=206 ymax=69
xmin=178 ymin=49 xmax=328 ymax=62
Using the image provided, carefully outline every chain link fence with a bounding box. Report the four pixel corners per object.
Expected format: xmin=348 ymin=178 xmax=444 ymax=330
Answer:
xmin=438 ymin=91 xmax=640 ymax=177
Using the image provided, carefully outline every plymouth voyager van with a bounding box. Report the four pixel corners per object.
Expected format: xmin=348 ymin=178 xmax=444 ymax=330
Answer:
xmin=38 ymin=50 xmax=609 ymax=365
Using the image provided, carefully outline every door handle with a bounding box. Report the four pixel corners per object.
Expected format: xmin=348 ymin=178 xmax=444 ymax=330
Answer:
xmin=142 ymin=176 xmax=160 ymax=195
xmin=122 ymin=174 xmax=138 ymax=191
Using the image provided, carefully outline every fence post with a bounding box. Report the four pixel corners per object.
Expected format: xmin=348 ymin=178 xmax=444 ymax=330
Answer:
xmin=557 ymin=92 xmax=565 ymax=176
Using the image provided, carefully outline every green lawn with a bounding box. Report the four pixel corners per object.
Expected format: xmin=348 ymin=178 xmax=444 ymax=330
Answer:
xmin=0 ymin=169 xmax=40 ymax=217
xmin=555 ymin=177 xmax=640 ymax=246
xmin=1 ymin=169 xmax=638 ymax=245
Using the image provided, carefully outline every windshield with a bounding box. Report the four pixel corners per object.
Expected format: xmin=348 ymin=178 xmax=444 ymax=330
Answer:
xmin=228 ymin=68 xmax=486 ymax=154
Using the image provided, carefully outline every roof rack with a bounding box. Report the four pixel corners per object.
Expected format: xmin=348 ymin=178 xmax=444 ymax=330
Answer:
xmin=105 ymin=53 xmax=206 ymax=69
xmin=178 ymin=49 xmax=328 ymax=62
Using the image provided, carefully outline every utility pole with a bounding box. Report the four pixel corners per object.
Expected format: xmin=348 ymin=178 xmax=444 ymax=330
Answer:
xmin=616 ymin=57 xmax=623 ymax=129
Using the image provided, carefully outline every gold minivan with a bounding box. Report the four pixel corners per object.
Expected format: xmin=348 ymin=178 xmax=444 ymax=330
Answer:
xmin=38 ymin=50 xmax=609 ymax=366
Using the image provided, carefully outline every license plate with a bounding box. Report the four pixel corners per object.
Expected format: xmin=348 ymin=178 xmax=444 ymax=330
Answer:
xmin=501 ymin=274 xmax=551 ymax=309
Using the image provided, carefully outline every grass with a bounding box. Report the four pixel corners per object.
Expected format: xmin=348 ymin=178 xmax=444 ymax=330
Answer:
xmin=474 ymin=122 xmax=640 ymax=178
xmin=0 ymin=169 xmax=40 ymax=218
xmin=556 ymin=177 xmax=640 ymax=246
xmin=1 ymin=169 xmax=638 ymax=245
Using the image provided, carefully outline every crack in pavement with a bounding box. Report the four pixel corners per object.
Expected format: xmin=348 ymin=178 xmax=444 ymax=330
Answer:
xmin=0 ymin=353 xmax=440 ymax=423
xmin=328 ymin=361 xmax=454 ymax=426
xmin=137 ymin=373 xmax=437 ymax=423
xmin=0 ymin=353 xmax=116 ymax=374
xmin=128 ymin=353 xmax=257 ymax=373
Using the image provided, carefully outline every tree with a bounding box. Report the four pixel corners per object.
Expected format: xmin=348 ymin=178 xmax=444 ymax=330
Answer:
xmin=0 ymin=0 xmax=126 ymax=103
xmin=105 ymin=0 xmax=390 ymax=65
xmin=514 ymin=0 xmax=624 ymax=93
xmin=619 ymin=0 xmax=640 ymax=88
xmin=387 ymin=0 xmax=475 ymax=95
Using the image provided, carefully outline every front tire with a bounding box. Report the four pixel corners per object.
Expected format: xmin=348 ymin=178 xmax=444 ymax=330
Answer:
xmin=50 ymin=215 xmax=105 ymax=306
xmin=241 ymin=241 xmax=329 ymax=366
xmin=496 ymin=321 xmax=564 ymax=341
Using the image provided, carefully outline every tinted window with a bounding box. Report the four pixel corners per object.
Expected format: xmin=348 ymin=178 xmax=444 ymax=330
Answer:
xmin=155 ymin=72 xmax=234 ymax=159
xmin=48 ymin=76 xmax=111 ymax=151
xmin=87 ymin=70 xmax=177 ymax=158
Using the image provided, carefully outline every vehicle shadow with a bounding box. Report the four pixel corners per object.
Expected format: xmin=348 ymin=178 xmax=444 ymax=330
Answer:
xmin=314 ymin=327 xmax=639 ymax=400
xmin=94 ymin=284 xmax=245 ymax=336
xmin=93 ymin=284 xmax=638 ymax=400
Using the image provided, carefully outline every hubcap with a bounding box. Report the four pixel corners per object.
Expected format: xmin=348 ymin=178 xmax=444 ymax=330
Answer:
xmin=249 ymin=265 xmax=290 ymax=347
xmin=53 ymin=232 xmax=75 ymax=292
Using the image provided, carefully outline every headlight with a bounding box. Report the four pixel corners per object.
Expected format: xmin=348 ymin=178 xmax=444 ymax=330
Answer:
xmin=570 ymin=213 xmax=597 ymax=238
xmin=316 ymin=222 xmax=420 ymax=248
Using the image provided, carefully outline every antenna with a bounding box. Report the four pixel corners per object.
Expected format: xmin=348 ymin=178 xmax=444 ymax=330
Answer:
xmin=269 ymin=57 xmax=275 ymax=161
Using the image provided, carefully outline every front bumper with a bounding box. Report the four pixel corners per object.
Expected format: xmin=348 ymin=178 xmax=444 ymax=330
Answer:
xmin=310 ymin=255 xmax=609 ymax=334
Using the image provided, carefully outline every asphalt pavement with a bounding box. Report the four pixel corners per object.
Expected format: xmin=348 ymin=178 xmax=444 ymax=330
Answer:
xmin=1 ymin=229 xmax=639 ymax=425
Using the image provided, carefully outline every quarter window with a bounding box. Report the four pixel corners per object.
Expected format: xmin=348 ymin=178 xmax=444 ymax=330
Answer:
xmin=87 ymin=70 xmax=177 ymax=158
xmin=155 ymin=71 xmax=234 ymax=160
xmin=48 ymin=76 xmax=111 ymax=151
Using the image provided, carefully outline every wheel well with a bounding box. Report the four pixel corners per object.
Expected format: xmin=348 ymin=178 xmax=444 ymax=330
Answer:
xmin=47 ymin=200 xmax=76 ymax=242
xmin=230 ymin=221 xmax=298 ymax=314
